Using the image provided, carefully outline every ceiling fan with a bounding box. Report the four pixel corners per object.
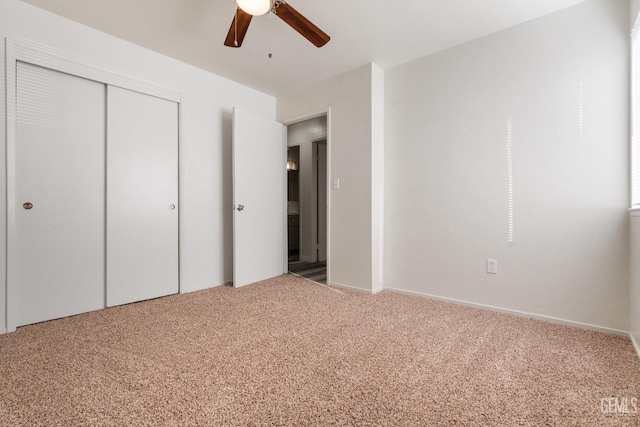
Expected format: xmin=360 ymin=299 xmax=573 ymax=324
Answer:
xmin=224 ymin=0 xmax=330 ymax=48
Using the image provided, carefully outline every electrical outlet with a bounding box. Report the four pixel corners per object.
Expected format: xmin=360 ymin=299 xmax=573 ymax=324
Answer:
xmin=487 ymin=259 xmax=498 ymax=274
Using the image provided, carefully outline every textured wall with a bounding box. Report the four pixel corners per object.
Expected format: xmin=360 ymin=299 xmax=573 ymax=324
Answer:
xmin=278 ymin=65 xmax=377 ymax=292
xmin=384 ymin=0 xmax=630 ymax=331
xmin=0 ymin=38 xmax=5 ymax=333
xmin=630 ymin=215 xmax=640 ymax=351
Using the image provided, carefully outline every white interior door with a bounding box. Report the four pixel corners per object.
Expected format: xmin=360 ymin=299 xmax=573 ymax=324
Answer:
xmin=106 ymin=86 xmax=179 ymax=306
xmin=233 ymin=107 xmax=285 ymax=288
xmin=13 ymin=62 xmax=105 ymax=326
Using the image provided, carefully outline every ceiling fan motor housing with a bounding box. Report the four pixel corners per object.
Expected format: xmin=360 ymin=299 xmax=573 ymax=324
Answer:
xmin=225 ymin=0 xmax=330 ymax=48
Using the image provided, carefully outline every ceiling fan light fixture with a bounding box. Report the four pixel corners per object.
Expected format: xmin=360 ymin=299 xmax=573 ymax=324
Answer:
xmin=224 ymin=0 xmax=330 ymax=48
xmin=236 ymin=0 xmax=272 ymax=16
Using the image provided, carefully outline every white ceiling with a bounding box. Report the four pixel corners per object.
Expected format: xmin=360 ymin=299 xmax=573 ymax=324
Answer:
xmin=21 ymin=0 xmax=589 ymax=97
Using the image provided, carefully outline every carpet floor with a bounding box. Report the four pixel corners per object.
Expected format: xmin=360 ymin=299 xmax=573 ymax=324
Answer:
xmin=0 ymin=275 xmax=639 ymax=426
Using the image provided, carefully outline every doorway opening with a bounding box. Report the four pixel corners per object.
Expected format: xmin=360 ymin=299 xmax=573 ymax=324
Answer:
xmin=285 ymin=115 xmax=328 ymax=284
xmin=287 ymin=145 xmax=300 ymax=261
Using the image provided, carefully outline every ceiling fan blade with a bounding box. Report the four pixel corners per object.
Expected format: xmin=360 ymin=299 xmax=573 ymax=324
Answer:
xmin=224 ymin=8 xmax=253 ymax=47
xmin=273 ymin=2 xmax=330 ymax=48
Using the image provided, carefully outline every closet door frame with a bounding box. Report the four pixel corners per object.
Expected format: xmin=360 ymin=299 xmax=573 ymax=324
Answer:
xmin=5 ymin=41 xmax=183 ymax=332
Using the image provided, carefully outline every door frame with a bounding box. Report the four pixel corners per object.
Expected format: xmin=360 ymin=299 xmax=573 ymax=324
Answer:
xmin=4 ymin=40 xmax=182 ymax=332
xmin=312 ymin=139 xmax=327 ymax=262
xmin=282 ymin=108 xmax=331 ymax=284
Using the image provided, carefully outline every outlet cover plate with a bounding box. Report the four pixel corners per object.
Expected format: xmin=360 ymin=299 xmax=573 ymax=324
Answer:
xmin=487 ymin=259 xmax=498 ymax=274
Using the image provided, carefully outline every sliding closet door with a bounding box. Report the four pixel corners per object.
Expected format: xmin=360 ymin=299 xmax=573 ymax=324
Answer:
xmin=13 ymin=62 xmax=106 ymax=326
xmin=106 ymin=86 xmax=179 ymax=307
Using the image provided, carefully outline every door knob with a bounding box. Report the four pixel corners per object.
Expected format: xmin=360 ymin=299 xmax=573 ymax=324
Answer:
xmin=23 ymin=202 xmax=33 ymax=210
xmin=169 ymin=204 xmax=176 ymax=210
xmin=237 ymin=204 xmax=245 ymax=211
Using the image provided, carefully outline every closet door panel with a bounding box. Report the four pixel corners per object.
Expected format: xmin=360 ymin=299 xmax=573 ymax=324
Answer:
xmin=106 ymin=86 xmax=179 ymax=307
xmin=14 ymin=62 xmax=105 ymax=326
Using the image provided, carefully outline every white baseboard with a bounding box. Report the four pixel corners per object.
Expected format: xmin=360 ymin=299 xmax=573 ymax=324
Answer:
xmin=384 ymin=286 xmax=628 ymax=337
xmin=329 ymin=281 xmax=377 ymax=295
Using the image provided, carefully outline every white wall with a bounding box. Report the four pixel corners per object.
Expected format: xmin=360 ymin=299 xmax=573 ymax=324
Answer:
xmin=287 ymin=116 xmax=327 ymax=262
xmin=631 ymin=0 xmax=640 ymax=353
xmin=0 ymin=0 xmax=276 ymax=331
xmin=0 ymin=38 xmax=6 ymax=333
xmin=278 ymin=65 xmax=381 ymax=292
xmin=630 ymin=214 xmax=640 ymax=352
xmin=384 ymin=0 xmax=630 ymax=331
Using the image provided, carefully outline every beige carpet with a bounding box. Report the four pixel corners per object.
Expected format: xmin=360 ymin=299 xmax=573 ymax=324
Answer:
xmin=0 ymin=275 xmax=639 ymax=426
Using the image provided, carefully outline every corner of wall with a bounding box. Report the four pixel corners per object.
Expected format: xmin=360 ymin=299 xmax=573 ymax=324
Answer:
xmin=371 ymin=63 xmax=384 ymax=292
xmin=0 ymin=36 xmax=7 ymax=333
xmin=630 ymin=212 xmax=640 ymax=358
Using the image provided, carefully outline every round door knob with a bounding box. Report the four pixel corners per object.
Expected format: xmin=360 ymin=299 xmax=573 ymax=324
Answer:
xmin=237 ymin=204 xmax=245 ymax=211
xmin=169 ymin=204 xmax=176 ymax=210
xmin=23 ymin=202 xmax=33 ymax=210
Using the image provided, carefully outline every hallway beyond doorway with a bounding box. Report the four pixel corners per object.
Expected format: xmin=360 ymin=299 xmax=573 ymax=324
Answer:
xmin=288 ymin=260 xmax=326 ymax=284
